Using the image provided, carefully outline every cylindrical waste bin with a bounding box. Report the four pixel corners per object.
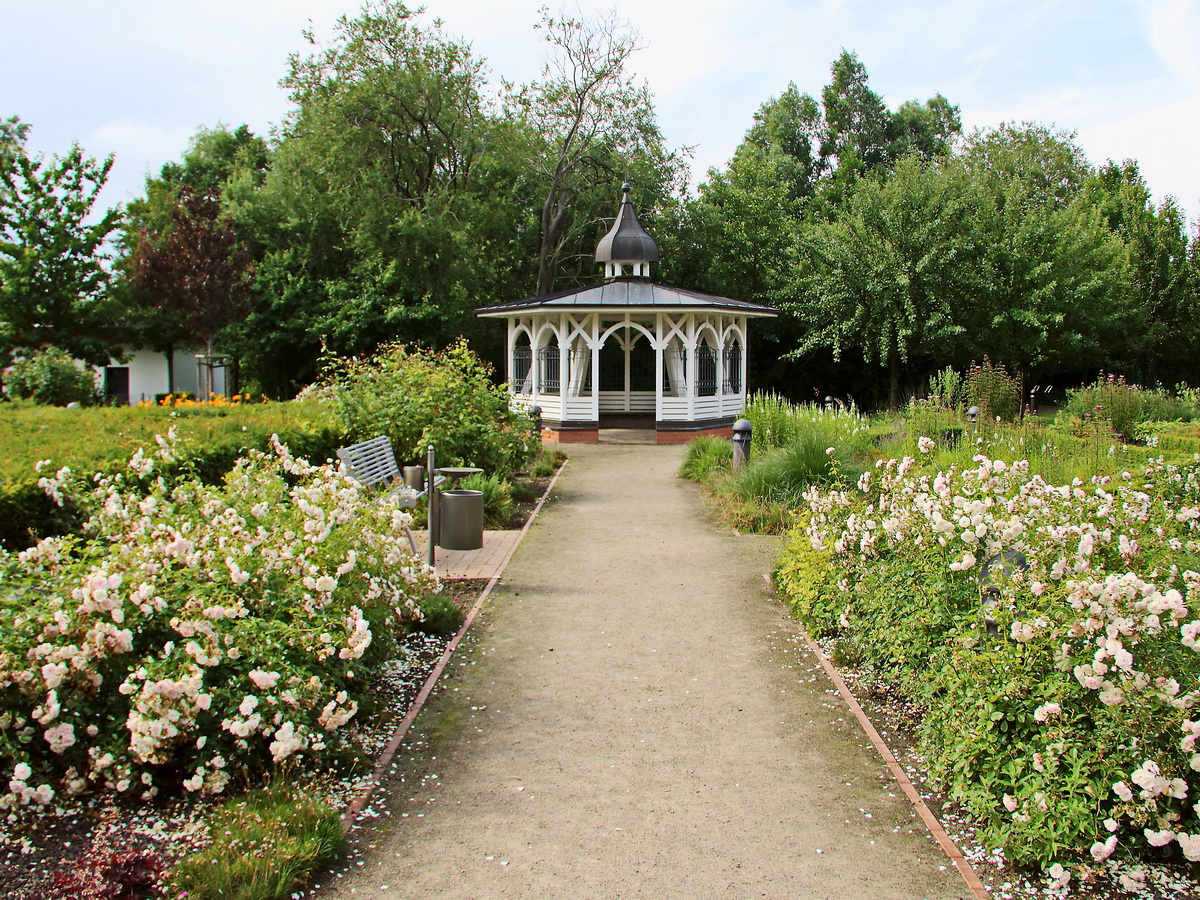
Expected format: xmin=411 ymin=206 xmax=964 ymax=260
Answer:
xmin=402 ymin=466 xmax=425 ymax=492
xmin=438 ymin=490 xmax=484 ymax=550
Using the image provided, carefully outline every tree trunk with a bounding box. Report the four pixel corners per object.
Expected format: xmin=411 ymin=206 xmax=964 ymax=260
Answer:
xmin=165 ymin=344 xmax=175 ymax=395
xmin=888 ymin=350 xmax=901 ymax=410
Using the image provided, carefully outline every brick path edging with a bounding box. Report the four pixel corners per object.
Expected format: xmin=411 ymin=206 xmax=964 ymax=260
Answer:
xmin=796 ymin=623 xmax=992 ymax=899
xmin=340 ymin=460 xmax=568 ymax=832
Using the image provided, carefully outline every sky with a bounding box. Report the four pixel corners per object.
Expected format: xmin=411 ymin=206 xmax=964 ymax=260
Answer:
xmin=2 ymin=0 xmax=1199 ymax=225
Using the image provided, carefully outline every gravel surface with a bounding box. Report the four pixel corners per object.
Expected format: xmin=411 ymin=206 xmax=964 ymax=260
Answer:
xmin=318 ymin=442 xmax=973 ymax=899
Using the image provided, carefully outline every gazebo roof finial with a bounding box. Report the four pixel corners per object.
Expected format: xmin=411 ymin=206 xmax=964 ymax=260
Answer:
xmin=594 ymin=182 xmax=659 ymax=278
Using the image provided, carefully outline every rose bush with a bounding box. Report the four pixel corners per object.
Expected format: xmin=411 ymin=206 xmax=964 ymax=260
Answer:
xmin=0 ymin=431 xmax=437 ymax=812
xmin=781 ymin=445 xmax=1200 ymax=868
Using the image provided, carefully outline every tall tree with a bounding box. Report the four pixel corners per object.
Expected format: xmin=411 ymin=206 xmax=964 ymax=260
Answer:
xmin=1082 ymin=161 xmax=1198 ymax=383
xmin=509 ymin=8 xmax=684 ymax=294
xmin=128 ymin=186 xmax=254 ymax=393
xmin=785 ymin=155 xmax=977 ymax=407
xmin=0 ymin=137 xmax=120 ymax=369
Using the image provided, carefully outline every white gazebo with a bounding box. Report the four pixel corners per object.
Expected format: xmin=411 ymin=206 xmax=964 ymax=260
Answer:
xmin=477 ymin=184 xmax=778 ymax=444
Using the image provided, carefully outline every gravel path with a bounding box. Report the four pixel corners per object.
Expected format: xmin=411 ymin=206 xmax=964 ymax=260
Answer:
xmin=322 ymin=443 xmax=973 ymax=899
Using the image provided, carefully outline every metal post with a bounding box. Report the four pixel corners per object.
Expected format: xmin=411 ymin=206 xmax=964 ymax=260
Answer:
xmin=426 ymin=444 xmax=437 ymax=568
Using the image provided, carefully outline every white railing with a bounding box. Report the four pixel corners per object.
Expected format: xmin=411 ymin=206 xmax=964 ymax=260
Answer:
xmin=599 ymin=391 xmax=656 ymax=413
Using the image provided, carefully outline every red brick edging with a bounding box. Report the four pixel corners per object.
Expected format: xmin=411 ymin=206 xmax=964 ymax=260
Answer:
xmin=797 ymin=626 xmax=992 ymax=899
xmin=340 ymin=459 xmax=569 ymax=831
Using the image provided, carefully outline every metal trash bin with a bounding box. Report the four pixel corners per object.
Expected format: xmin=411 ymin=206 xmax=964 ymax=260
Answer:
xmin=402 ymin=466 xmax=425 ymax=491
xmin=438 ymin=489 xmax=484 ymax=551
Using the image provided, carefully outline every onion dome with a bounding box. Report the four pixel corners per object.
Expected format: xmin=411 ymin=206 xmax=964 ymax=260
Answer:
xmin=594 ymin=183 xmax=659 ymax=278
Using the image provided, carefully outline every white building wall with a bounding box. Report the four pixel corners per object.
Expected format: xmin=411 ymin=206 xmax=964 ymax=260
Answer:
xmin=99 ymin=347 xmax=226 ymax=404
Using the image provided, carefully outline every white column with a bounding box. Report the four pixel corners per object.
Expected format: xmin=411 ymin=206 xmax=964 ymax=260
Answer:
xmin=685 ymin=314 xmax=696 ymax=421
xmin=654 ymin=314 xmax=664 ymax=423
xmin=590 ymin=315 xmax=600 ymax=421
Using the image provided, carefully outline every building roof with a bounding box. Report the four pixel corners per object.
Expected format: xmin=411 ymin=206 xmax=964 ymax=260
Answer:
xmin=594 ymin=183 xmax=659 ymax=263
xmin=476 ymin=277 xmax=779 ymax=318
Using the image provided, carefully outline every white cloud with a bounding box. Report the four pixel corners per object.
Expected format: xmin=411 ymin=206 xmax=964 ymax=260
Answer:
xmin=1132 ymin=0 xmax=1200 ymax=86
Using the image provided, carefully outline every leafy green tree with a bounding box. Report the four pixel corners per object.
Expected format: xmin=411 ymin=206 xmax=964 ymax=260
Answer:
xmin=819 ymin=51 xmax=895 ymax=176
xmin=740 ymin=84 xmax=825 ymax=201
xmin=5 ymin=346 xmax=97 ymax=405
xmin=226 ymin=1 xmax=505 ymax=395
xmin=125 ymin=124 xmax=270 ymax=236
xmin=784 ymin=155 xmax=977 ymax=407
xmin=959 ymin=122 xmax=1091 ymax=210
xmin=1081 ymin=161 xmax=1198 ymax=383
xmin=0 ymin=138 xmax=120 ymax=369
xmin=958 ymin=126 xmax=1133 ymax=377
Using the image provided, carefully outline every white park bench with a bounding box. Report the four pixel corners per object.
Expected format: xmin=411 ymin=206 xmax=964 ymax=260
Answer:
xmin=336 ymin=435 xmax=443 ymax=556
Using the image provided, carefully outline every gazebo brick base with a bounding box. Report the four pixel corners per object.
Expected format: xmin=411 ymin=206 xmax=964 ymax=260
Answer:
xmin=654 ymin=419 xmax=736 ymax=445
xmin=655 ymin=424 xmax=733 ymax=445
xmin=540 ymin=421 xmax=601 ymax=444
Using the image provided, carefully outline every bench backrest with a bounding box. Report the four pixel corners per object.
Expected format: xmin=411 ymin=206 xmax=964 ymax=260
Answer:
xmin=337 ymin=435 xmax=400 ymax=490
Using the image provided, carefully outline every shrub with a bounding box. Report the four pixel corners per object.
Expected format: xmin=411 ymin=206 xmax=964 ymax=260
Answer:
xmin=459 ymin=472 xmax=514 ymax=528
xmin=5 ymin=347 xmax=97 ymax=406
xmin=964 ymin=357 xmax=1021 ymax=421
xmin=1062 ymin=373 xmax=1145 ymax=441
xmin=0 ymin=433 xmax=438 ymax=812
xmin=927 ymin=365 xmax=965 ymax=410
xmin=732 ymin=437 xmax=862 ymax=506
xmin=529 ymin=447 xmax=566 ymax=478
xmin=0 ymin=402 xmax=346 ymax=551
xmin=412 ymin=593 xmax=464 ymax=637
xmin=742 ymin=393 xmax=871 ymax=458
xmin=324 ymin=340 xmax=539 ymax=479
xmin=786 ymin=452 xmax=1200 ymax=867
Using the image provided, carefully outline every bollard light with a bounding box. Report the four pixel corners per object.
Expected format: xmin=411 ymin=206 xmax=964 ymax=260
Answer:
xmin=977 ymin=550 xmax=1028 ymax=638
xmin=732 ymin=419 xmax=753 ymax=469
xmin=967 ymin=405 xmax=980 ymax=424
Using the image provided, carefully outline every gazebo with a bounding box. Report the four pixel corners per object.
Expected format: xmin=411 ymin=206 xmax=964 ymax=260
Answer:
xmin=477 ymin=185 xmax=778 ymax=444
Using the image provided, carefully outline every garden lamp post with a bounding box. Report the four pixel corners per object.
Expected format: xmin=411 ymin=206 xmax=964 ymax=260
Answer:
xmin=977 ymin=550 xmax=1028 ymax=638
xmin=967 ymin=405 xmax=980 ymax=424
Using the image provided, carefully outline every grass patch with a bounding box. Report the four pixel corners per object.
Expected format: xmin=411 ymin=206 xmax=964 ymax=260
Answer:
xmin=168 ymin=782 xmax=343 ymax=900
xmin=413 ymin=593 xmax=466 ymax=636
xmin=678 ymin=435 xmax=732 ymax=481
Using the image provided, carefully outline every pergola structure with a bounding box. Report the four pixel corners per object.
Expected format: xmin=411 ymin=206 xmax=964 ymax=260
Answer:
xmin=477 ymin=185 xmax=778 ymax=444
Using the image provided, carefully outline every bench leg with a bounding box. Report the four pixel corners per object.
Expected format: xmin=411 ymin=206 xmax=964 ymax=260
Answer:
xmin=404 ymin=525 xmax=418 ymax=558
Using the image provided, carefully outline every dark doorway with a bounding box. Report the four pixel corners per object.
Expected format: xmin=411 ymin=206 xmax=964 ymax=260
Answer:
xmin=104 ymin=367 xmax=130 ymax=405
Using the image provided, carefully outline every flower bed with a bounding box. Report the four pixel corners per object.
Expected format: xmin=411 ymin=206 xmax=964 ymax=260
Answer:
xmin=0 ymin=432 xmax=438 ymax=814
xmin=778 ymin=445 xmax=1200 ymax=875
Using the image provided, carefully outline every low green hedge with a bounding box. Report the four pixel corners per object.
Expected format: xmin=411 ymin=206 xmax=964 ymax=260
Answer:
xmin=0 ymin=402 xmax=345 ymax=550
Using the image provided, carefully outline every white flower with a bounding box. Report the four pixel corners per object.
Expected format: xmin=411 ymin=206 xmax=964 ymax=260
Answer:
xmin=43 ymin=722 xmax=76 ymax=754
xmin=1033 ymin=702 xmax=1061 ymax=723
xmin=1178 ymin=832 xmax=1200 ymax=861
xmin=1090 ymin=835 xmax=1117 ymax=861
xmin=917 ymin=436 xmax=936 ymax=454
xmin=949 ymin=551 xmax=977 ymax=572
xmin=1145 ymin=827 xmax=1176 ymax=846
xmin=249 ymin=670 xmax=280 ymax=690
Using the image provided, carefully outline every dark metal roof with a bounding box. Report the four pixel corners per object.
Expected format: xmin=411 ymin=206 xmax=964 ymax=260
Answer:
xmin=476 ymin=278 xmax=779 ymax=318
xmin=594 ymin=183 xmax=659 ymax=263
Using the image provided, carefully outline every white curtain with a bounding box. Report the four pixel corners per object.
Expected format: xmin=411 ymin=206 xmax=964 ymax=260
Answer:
xmin=569 ymin=337 xmax=591 ymax=397
xmin=666 ymin=337 xmax=686 ymax=397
